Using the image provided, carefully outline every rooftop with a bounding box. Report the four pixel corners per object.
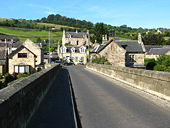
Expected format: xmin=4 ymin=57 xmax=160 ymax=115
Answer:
xmin=65 ymin=32 xmax=88 ymax=38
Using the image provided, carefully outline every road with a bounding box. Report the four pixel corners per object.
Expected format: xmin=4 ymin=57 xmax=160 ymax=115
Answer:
xmin=68 ymin=66 xmax=170 ymax=128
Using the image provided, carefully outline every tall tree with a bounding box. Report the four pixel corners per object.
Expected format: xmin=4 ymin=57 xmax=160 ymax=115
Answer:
xmin=93 ymin=23 xmax=109 ymax=44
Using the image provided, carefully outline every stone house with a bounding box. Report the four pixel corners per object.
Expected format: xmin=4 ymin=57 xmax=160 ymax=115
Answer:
xmin=59 ymin=46 xmax=87 ymax=65
xmin=91 ymin=36 xmax=145 ymax=67
xmin=22 ymin=39 xmax=43 ymax=66
xmin=62 ymin=30 xmax=90 ymax=46
xmin=0 ymin=48 xmax=7 ymax=74
xmin=8 ymin=45 xmax=36 ymax=74
xmin=145 ymin=45 xmax=170 ymax=59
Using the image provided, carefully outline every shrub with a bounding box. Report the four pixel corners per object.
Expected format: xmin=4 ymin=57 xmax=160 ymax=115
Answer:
xmin=153 ymin=55 xmax=170 ymax=72
xmin=4 ymin=73 xmax=16 ymax=86
xmin=16 ymin=73 xmax=30 ymax=79
xmin=0 ymin=81 xmax=4 ymax=89
xmin=92 ymin=56 xmax=111 ymax=65
xmin=144 ymin=58 xmax=156 ymax=70
xmin=0 ymin=74 xmax=3 ymax=79
xmin=154 ymin=65 xmax=166 ymax=71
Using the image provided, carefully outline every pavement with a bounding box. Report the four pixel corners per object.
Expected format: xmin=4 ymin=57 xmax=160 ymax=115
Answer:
xmin=27 ymin=68 xmax=76 ymax=128
xmin=68 ymin=66 xmax=170 ymax=128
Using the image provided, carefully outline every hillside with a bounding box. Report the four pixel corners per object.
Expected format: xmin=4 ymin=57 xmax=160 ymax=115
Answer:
xmin=0 ymin=26 xmax=62 ymax=42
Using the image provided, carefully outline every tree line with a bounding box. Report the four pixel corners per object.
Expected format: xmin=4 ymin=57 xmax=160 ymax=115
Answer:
xmin=36 ymin=14 xmax=94 ymax=29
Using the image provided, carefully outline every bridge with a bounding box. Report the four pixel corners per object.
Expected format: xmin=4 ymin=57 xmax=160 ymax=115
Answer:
xmin=0 ymin=64 xmax=170 ymax=128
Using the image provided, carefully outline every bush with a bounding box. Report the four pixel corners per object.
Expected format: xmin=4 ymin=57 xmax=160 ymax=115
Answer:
xmin=144 ymin=58 xmax=156 ymax=70
xmin=4 ymin=73 xmax=16 ymax=86
xmin=153 ymin=55 xmax=170 ymax=72
xmin=154 ymin=65 xmax=166 ymax=71
xmin=92 ymin=56 xmax=111 ymax=65
xmin=0 ymin=74 xmax=3 ymax=79
xmin=0 ymin=81 xmax=4 ymax=89
xmin=16 ymin=73 xmax=30 ymax=79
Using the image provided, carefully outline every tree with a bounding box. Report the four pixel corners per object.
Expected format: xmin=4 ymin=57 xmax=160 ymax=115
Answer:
xmin=93 ymin=23 xmax=109 ymax=44
xmin=142 ymin=33 xmax=165 ymax=45
xmin=36 ymin=37 xmax=42 ymax=43
xmin=154 ymin=55 xmax=170 ymax=72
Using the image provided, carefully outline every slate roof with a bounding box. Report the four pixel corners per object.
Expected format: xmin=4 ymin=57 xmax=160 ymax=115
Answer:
xmin=65 ymin=32 xmax=88 ymax=38
xmin=8 ymin=45 xmax=36 ymax=59
xmin=0 ymin=35 xmax=17 ymax=40
xmin=144 ymin=45 xmax=163 ymax=53
xmin=0 ymin=42 xmax=22 ymax=48
xmin=147 ymin=48 xmax=170 ymax=55
xmin=116 ymin=40 xmax=145 ymax=53
xmin=91 ymin=40 xmax=113 ymax=53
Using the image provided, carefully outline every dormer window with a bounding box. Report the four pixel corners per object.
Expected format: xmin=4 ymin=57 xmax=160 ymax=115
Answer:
xmin=60 ymin=46 xmax=66 ymax=53
xmin=71 ymin=47 xmax=75 ymax=53
xmin=79 ymin=46 xmax=86 ymax=53
xmin=18 ymin=53 xmax=27 ymax=58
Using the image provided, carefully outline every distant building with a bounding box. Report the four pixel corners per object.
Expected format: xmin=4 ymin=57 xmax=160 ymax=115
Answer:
xmin=91 ymin=34 xmax=146 ymax=67
xmin=0 ymin=35 xmax=17 ymax=43
xmin=156 ymin=29 xmax=166 ymax=34
xmin=62 ymin=30 xmax=90 ymax=46
xmin=59 ymin=46 xmax=87 ymax=65
xmin=145 ymin=45 xmax=170 ymax=59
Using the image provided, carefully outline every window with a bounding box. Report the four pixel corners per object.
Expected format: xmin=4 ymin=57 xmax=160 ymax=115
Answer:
xmin=77 ymin=41 xmax=79 ymax=45
xmin=129 ymin=55 xmax=135 ymax=62
xmin=79 ymin=47 xmax=85 ymax=53
xmin=80 ymin=57 xmax=84 ymax=62
xmin=71 ymin=48 xmax=75 ymax=53
xmin=18 ymin=53 xmax=27 ymax=58
xmin=75 ymin=57 xmax=78 ymax=62
xmin=14 ymin=65 xmax=30 ymax=73
xmin=60 ymin=46 xmax=66 ymax=53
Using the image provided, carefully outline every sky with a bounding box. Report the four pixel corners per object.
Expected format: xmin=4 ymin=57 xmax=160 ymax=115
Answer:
xmin=0 ymin=0 xmax=170 ymax=28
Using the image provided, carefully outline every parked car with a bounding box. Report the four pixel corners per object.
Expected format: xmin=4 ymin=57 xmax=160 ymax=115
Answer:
xmin=63 ymin=61 xmax=74 ymax=66
xmin=55 ymin=60 xmax=61 ymax=65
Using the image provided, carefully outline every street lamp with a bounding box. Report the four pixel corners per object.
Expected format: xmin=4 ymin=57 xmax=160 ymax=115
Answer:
xmin=48 ymin=28 xmax=55 ymax=63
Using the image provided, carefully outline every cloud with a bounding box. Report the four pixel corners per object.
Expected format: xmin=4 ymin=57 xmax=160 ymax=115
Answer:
xmin=27 ymin=3 xmax=57 ymax=15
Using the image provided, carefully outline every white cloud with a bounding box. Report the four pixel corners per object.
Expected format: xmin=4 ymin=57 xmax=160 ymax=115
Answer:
xmin=27 ymin=4 xmax=57 ymax=15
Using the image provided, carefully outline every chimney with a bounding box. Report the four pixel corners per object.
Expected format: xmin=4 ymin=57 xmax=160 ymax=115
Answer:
xmin=138 ymin=33 xmax=142 ymax=44
xmin=138 ymin=33 xmax=146 ymax=52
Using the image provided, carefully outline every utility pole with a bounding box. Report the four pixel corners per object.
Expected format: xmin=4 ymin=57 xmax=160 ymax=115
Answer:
xmin=48 ymin=29 xmax=51 ymax=63
xmin=48 ymin=28 xmax=55 ymax=64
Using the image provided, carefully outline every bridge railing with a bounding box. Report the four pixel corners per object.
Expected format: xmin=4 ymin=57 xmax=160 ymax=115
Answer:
xmin=87 ymin=63 xmax=170 ymax=102
xmin=0 ymin=65 xmax=61 ymax=128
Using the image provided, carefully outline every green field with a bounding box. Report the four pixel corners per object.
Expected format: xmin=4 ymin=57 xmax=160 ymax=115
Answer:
xmin=37 ymin=23 xmax=75 ymax=29
xmin=164 ymin=37 xmax=170 ymax=40
xmin=0 ymin=26 xmax=62 ymax=42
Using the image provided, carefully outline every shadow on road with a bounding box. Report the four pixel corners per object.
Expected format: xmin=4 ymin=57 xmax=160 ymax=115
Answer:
xmin=27 ymin=68 xmax=79 ymax=128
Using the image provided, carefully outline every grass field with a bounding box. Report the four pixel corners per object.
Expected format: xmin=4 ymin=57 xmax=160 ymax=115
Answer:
xmin=0 ymin=26 xmax=62 ymax=42
xmin=37 ymin=23 xmax=75 ymax=29
xmin=164 ymin=37 xmax=170 ymax=40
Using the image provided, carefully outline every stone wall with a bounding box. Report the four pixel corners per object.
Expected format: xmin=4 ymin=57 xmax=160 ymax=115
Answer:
xmin=0 ymin=65 xmax=61 ymax=128
xmin=87 ymin=63 xmax=170 ymax=101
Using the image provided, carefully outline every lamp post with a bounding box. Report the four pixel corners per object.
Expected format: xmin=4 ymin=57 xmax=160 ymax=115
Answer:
xmin=48 ymin=28 xmax=55 ymax=63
